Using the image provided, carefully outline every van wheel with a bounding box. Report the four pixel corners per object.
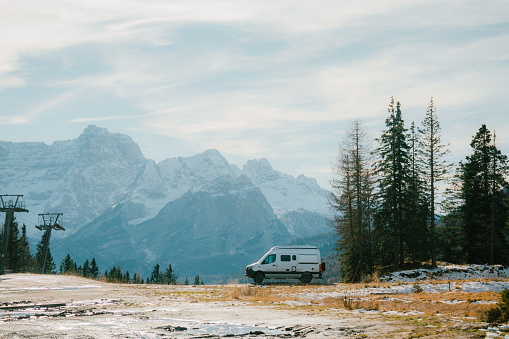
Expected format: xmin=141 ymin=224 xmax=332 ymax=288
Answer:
xmin=254 ymin=272 xmax=264 ymax=284
xmin=300 ymin=273 xmax=312 ymax=284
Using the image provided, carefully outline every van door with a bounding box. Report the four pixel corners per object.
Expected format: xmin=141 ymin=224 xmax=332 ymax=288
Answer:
xmin=260 ymin=253 xmax=278 ymax=277
xmin=278 ymin=253 xmax=300 ymax=279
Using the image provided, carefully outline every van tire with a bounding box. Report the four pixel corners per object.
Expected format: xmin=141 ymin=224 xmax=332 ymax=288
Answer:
xmin=300 ymin=273 xmax=312 ymax=284
xmin=254 ymin=272 xmax=264 ymax=284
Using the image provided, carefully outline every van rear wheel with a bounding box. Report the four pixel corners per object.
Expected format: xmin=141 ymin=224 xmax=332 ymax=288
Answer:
xmin=300 ymin=273 xmax=312 ymax=284
xmin=254 ymin=272 xmax=264 ymax=284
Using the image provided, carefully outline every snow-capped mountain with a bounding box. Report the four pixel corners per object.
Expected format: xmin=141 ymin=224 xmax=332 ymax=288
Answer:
xmin=0 ymin=125 xmax=146 ymax=237
xmin=242 ymin=158 xmax=329 ymax=215
xmin=61 ymin=174 xmax=294 ymax=277
xmin=242 ymin=158 xmax=331 ymax=236
xmin=1 ymin=125 xmax=331 ymax=277
xmin=120 ymin=149 xmax=242 ymax=226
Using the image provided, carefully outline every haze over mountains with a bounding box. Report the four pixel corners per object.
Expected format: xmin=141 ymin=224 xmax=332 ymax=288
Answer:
xmin=0 ymin=125 xmax=331 ymax=278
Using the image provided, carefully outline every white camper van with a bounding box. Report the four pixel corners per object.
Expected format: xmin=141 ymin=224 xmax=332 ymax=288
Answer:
xmin=245 ymin=245 xmax=325 ymax=284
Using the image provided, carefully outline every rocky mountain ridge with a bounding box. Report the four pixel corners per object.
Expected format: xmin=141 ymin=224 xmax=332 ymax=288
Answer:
xmin=1 ymin=125 xmax=331 ymax=277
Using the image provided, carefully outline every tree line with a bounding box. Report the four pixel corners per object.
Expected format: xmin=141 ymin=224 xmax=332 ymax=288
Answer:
xmin=61 ymin=255 xmax=203 ymax=285
xmin=0 ymin=217 xmax=203 ymax=285
xmin=0 ymin=218 xmax=57 ymax=274
xmin=331 ymin=97 xmax=509 ymax=282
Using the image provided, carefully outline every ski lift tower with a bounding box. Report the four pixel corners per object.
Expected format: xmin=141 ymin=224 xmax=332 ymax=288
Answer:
xmin=36 ymin=213 xmax=64 ymax=274
xmin=0 ymin=195 xmax=29 ymax=275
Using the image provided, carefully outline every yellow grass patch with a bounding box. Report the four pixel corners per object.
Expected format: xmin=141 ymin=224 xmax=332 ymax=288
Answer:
xmin=184 ymin=280 xmax=506 ymax=323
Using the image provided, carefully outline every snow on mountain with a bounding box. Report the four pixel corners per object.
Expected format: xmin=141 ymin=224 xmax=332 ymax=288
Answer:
xmin=58 ymin=174 xmax=293 ymax=277
xmin=119 ymin=149 xmax=242 ymax=226
xmin=241 ymin=158 xmax=331 ymax=236
xmin=131 ymin=174 xmax=293 ymax=276
xmin=242 ymin=158 xmax=330 ymax=216
xmin=0 ymin=125 xmax=146 ymax=237
xmin=1 ymin=125 xmax=331 ymax=252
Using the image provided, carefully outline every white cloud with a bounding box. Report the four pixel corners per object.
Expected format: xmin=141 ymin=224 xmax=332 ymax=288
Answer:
xmin=1 ymin=0 xmax=508 ymax=187
xmin=0 ymin=76 xmax=25 ymax=89
xmin=0 ymin=116 xmax=30 ymax=125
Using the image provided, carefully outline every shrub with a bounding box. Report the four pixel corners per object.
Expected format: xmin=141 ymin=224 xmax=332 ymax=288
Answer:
xmin=412 ymin=283 xmax=423 ymax=294
xmin=500 ymin=289 xmax=509 ymax=321
xmin=482 ymin=289 xmax=509 ymax=324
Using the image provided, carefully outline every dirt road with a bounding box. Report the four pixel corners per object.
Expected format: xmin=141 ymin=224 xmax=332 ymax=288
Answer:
xmin=0 ymin=274 xmax=486 ymax=338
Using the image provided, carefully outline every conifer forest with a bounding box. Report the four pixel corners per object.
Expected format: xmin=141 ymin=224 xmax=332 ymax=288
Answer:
xmin=330 ymin=97 xmax=509 ymax=282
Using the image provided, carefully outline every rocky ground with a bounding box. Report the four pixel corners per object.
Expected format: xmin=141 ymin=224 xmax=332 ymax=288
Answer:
xmin=0 ymin=273 xmax=506 ymax=338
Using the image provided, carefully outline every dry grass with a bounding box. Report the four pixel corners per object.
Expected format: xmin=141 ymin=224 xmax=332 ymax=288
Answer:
xmin=377 ymin=290 xmax=500 ymax=318
xmin=230 ymin=286 xmax=263 ymax=299
xmin=228 ymin=282 xmax=502 ymax=321
xmin=318 ymin=293 xmax=382 ymax=311
xmin=144 ymin=279 xmax=506 ymax=328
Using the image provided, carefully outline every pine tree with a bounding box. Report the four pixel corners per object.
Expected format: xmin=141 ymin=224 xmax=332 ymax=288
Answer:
xmin=107 ymin=266 xmax=123 ymax=282
xmin=150 ymin=264 xmax=161 ymax=284
xmin=457 ymin=124 xmax=509 ymax=264
xmin=132 ymin=273 xmax=142 ymax=284
xmin=185 ymin=278 xmax=189 ymax=285
xmin=0 ymin=215 xmax=26 ymax=273
xmin=406 ymin=122 xmax=429 ymax=264
xmin=59 ymin=254 xmax=76 ymax=274
xmin=194 ymin=275 xmax=200 ymax=285
xmin=437 ymin=179 xmax=466 ymax=263
xmin=418 ymin=98 xmax=451 ymax=267
xmin=19 ymin=224 xmax=33 ymax=273
xmin=164 ymin=264 xmax=178 ymax=285
xmin=82 ymin=259 xmax=90 ymax=278
xmin=124 ymin=270 xmax=131 ymax=283
xmin=373 ymin=97 xmax=411 ymax=269
xmin=330 ymin=119 xmax=375 ymax=282
xmin=90 ymin=258 xmax=100 ymax=279
xmin=6 ymin=216 xmax=21 ymax=272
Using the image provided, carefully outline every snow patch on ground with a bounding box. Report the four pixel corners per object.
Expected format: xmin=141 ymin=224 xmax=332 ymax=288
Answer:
xmin=481 ymin=325 xmax=509 ymax=338
xmin=381 ymin=264 xmax=509 ymax=283
xmin=291 ymin=280 xmax=509 ymax=301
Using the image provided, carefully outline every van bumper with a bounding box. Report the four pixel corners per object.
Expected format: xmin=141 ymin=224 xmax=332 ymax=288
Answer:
xmin=245 ymin=267 xmax=255 ymax=278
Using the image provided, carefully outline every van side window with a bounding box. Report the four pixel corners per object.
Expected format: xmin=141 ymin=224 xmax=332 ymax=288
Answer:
xmin=292 ymin=255 xmax=296 ymax=261
xmin=262 ymin=254 xmax=276 ymax=264
xmin=281 ymin=255 xmax=291 ymax=262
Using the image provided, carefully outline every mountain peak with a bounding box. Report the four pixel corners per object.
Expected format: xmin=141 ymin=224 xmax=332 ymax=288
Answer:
xmin=243 ymin=158 xmax=274 ymax=176
xmin=202 ymin=149 xmax=224 ymax=161
xmin=82 ymin=124 xmax=109 ymax=135
xmin=184 ymin=149 xmax=231 ymax=168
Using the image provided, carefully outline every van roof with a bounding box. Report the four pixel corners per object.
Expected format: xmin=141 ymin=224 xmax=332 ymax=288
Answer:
xmin=271 ymin=245 xmax=318 ymax=250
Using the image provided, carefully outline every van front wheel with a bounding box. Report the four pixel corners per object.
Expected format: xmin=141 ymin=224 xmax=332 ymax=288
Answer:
xmin=300 ymin=273 xmax=312 ymax=284
xmin=254 ymin=272 xmax=264 ymax=284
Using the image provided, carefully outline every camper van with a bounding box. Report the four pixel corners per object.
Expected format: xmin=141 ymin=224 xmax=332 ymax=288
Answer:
xmin=245 ymin=245 xmax=325 ymax=284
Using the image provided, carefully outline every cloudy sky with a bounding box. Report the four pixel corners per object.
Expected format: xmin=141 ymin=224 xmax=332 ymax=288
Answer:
xmin=1 ymin=0 xmax=508 ymax=189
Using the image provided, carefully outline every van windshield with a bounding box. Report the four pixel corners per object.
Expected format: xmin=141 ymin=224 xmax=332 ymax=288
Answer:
xmin=262 ymin=254 xmax=276 ymax=264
